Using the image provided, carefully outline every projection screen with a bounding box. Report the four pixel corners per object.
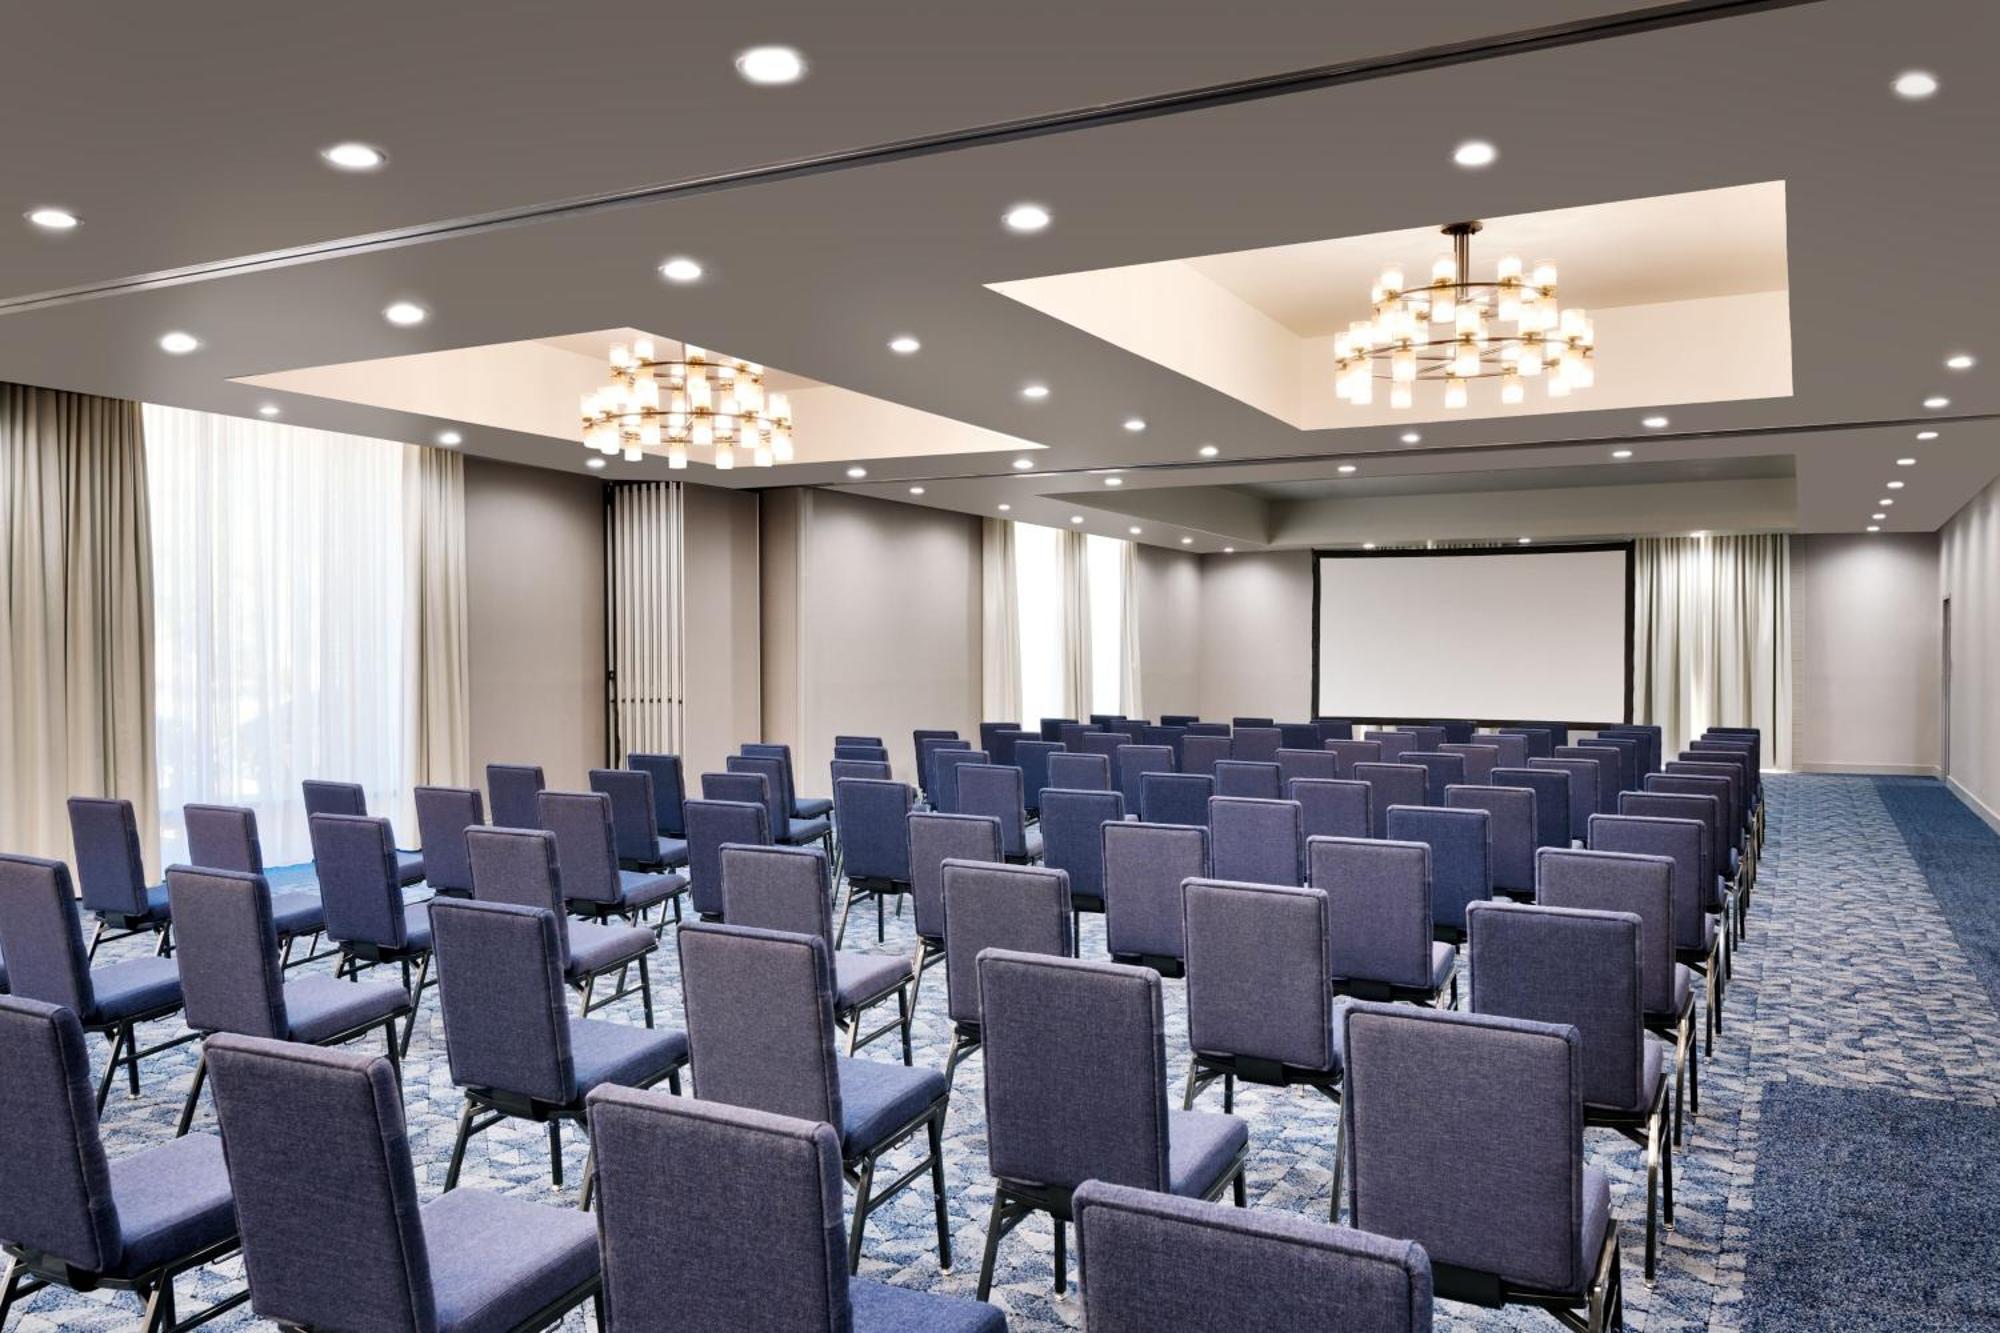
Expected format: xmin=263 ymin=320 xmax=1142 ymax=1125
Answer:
xmin=1313 ymin=545 xmax=1633 ymax=724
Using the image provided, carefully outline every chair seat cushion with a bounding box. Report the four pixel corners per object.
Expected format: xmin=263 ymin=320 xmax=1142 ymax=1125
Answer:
xmin=850 ymin=1278 xmax=1008 ymax=1332
xmin=270 ymin=890 xmax=325 ymax=938
xmin=421 ymin=1187 xmax=601 ymax=1333
xmin=565 ymin=922 xmax=656 ymax=980
xmin=567 ymin=1019 xmax=688 ymax=1096
xmin=794 ymin=796 xmax=834 ymax=820
xmin=106 ymin=1132 xmax=237 ymax=1277
xmin=87 ymin=956 xmax=183 ymax=1023
xmin=785 ymin=816 xmax=833 ymax=846
xmin=1649 ymin=965 xmax=1695 ymax=1027
xmin=656 ymin=836 xmax=689 ymax=869
xmin=611 ymin=870 xmax=684 ymax=912
xmin=284 ymin=975 xmax=409 ymax=1044
xmin=1429 ymin=941 xmax=1457 ymax=991
xmin=837 ymin=1057 xmax=945 ymax=1153
xmin=401 ymin=902 xmax=434 ymax=952
xmin=394 ymin=850 xmax=427 ymax=888
xmin=1590 ymin=1034 xmax=1666 ymax=1117
xmin=1166 ymin=1109 xmax=1248 ymax=1197
xmin=834 ymin=951 xmax=912 ymax=1013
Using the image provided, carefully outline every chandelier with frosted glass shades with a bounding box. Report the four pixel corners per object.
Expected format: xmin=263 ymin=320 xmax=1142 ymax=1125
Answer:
xmin=1334 ymin=221 xmax=1596 ymax=411
xmin=580 ymin=338 xmax=794 ymax=469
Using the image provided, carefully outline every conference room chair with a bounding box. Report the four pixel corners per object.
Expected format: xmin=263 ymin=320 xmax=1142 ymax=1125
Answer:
xmin=1402 ymin=725 xmax=1446 ymax=753
xmin=836 ymin=732 xmax=886 ymax=748
xmin=1475 ymin=730 xmax=1531 ymax=769
xmin=1210 ymin=795 xmax=1305 ymax=886
xmin=626 ymin=752 xmax=690 ymax=841
xmin=677 ymin=922 xmax=951 ymax=1274
xmin=1691 ymin=737 xmax=1761 ymax=837
xmin=204 ymin=1032 xmax=603 ymax=1332
xmin=1181 ymin=733 xmax=1232 ymax=776
xmin=1141 ymin=771 xmax=1214 ymax=826
xmin=0 ymin=997 xmax=245 ymax=1333
xmin=301 ymin=781 xmax=426 ymax=886
xmin=1181 ymin=878 xmax=1347 ymax=1218
xmin=980 ymin=719 xmax=1019 ymax=758
xmin=1434 ymin=720 xmax=1477 ymax=745
xmin=585 ymin=1089 xmax=1006 ymax=1333
xmin=165 ymin=865 xmax=411 ymax=1135
xmin=940 ymin=858 xmax=1073 ymax=1090
xmin=917 ymin=735 xmax=970 ymax=802
xmin=1600 ymin=725 xmax=1661 ymax=779
xmin=1497 ymin=726 xmax=1557 ymax=759
xmin=1438 ymin=741 xmax=1500 ymax=784
xmin=590 ymin=768 xmax=690 ymax=873
xmin=1037 ymin=718 xmax=1076 ymax=742
xmin=539 ymin=789 xmax=687 ymax=932
xmin=744 ymin=741 xmax=833 ymax=821
xmin=1385 ymin=805 xmax=1491 ymax=946
xmin=1117 ymin=743 xmax=1177 ymax=808
xmin=834 ymin=745 xmax=892 ymax=770
xmin=1074 ymin=1178 xmax=1433 ymax=1332
xmin=1593 ymin=811 xmax=1724 ymax=1049
xmin=1277 ymin=722 xmax=1322 ymax=750
xmin=1363 ymin=729 xmax=1419 ymax=761
xmin=926 ymin=747 xmax=990 ymax=815
xmin=1103 ymin=821 xmax=1209 ymax=974
xmin=973 ymin=949 xmax=1249 ymax=1300
xmin=408 ymin=787 xmax=482 ymax=900
xmin=1161 ymin=713 xmax=1201 ymax=727
xmin=1142 ymin=724 xmax=1189 ymax=758
xmin=183 ymin=802 xmax=329 ymax=959
xmin=1090 ymin=713 xmax=1126 ymax=727
xmin=465 ymin=826 xmax=657 ymax=1022
xmin=1351 ymin=762 xmax=1427 ymax=839
xmin=485 ymin=761 xmax=547 ymax=831
xmin=1702 ymin=727 xmax=1763 ymax=822
xmin=833 ymin=777 xmax=914 ymax=947
xmin=1014 ymin=739 xmax=1064 ymax=816
xmin=959 ymin=763 xmax=1043 ymax=863
xmin=1498 ymin=766 xmax=1574 ymax=851
xmin=722 ymin=844 xmax=915 ymax=1064
xmin=1047 ymin=750 xmax=1112 ymax=792
xmin=831 ymin=758 xmax=892 ymax=789
xmin=1577 ymin=736 xmax=1637 ymax=794
xmin=1533 ymin=756 xmax=1605 ymax=839
xmin=1339 ymin=1002 xmax=1624 ymax=1332
xmin=1314 ymin=717 xmax=1357 ymax=742
xmin=1647 ymin=771 xmax=1745 ymax=932
xmin=1040 ymin=787 xmax=1125 ymax=940
xmin=1405 ymin=752 xmax=1466 ymax=804
xmin=1231 ymin=716 xmax=1274 ymax=728
xmin=1109 ymin=719 xmax=1151 ymax=744
xmin=1326 ymin=737 xmax=1384 ymax=776
xmin=1185 ymin=721 xmax=1233 ymax=737
xmin=993 ymin=727 xmax=1038 ymax=767
xmin=1621 ymin=789 xmax=1734 ymax=974
xmin=909 ymin=811 xmax=1003 ymax=1006
xmin=684 ymin=792 xmax=771 ymax=918
xmin=1466 ymin=902 xmax=1671 ymax=1283
xmin=1291 ymin=777 xmax=1373 ymax=842
xmin=66 ymin=796 xmax=173 ymax=958
xmin=1230 ymin=726 xmax=1283 ymax=763
xmin=0 ymin=855 xmax=191 ymax=1111
xmin=1672 ymin=753 xmax=1755 ymax=874
xmin=1443 ymin=783 xmax=1535 ymax=899
xmin=1058 ymin=722 xmax=1099 ymax=752
xmin=1277 ymin=746 xmax=1339 ymax=788
xmin=1080 ymin=731 xmax=1128 ymax=766
xmin=306 ymin=814 xmax=433 ymax=1055
xmin=1309 ymin=837 xmax=1456 ymax=1008
xmin=1214 ymin=759 xmax=1283 ymax=800
xmin=730 ymin=753 xmax=835 ymax=855
xmin=914 ymin=726 xmax=961 ymax=768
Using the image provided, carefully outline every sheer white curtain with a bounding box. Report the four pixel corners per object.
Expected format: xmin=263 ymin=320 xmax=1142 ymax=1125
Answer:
xmin=403 ymin=446 xmax=471 ymax=830
xmin=146 ymin=405 xmax=411 ymax=865
xmin=1060 ymin=529 xmax=1093 ymax=717
xmin=981 ymin=518 xmax=1021 ymax=721
xmin=1014 ymin=522 xmax=1064 ymax=725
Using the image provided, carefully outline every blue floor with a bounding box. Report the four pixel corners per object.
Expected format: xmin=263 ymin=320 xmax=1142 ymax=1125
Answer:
xmin=1875 ymin=775 xmax=2000 ymax=1011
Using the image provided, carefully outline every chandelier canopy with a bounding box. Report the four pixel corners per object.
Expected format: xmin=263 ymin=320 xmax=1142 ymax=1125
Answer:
xmin=1334 ymin=221 xmax=1595 ymax=411
xmin=580 ymin=338 xmax=793 ymax=470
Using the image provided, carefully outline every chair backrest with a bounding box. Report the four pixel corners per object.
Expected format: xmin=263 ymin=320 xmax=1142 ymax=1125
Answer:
xmin=586 ymin=1087 xmax=856 ymax=1330
xmin=1109 ymin=719 xmax=1150 ymax=744
xmin=165 ymin=866 xmax=287 ymax=1038
xmin=1183 ymin=879 xmax=1335 ymax=1071
xmin=978 ymin=950 xmax=1171 ymax=1192
xmin=908 ymin=812 xmax=1002 ymax=942
xmin=833 ymin=778 xmax=912 ymax=883
xmin=1273 ymin=723 xmax=1318 ymax=751
xmin=1668 ymin=759 xmax=1746 ymax=825
xmin=1209 ymin=796 xmax=1304 ymax=887
xmin=1140 ymin=772 xmax=1213 ymax=826
xmin=978 ymin=720 xmax=1019 ymax=757
xmin=677 ymin=923 xmax=840 ymax=1128
xmin=1362 ymin=730 xmax=1418 ymax=761
xmin=1404 ymin=752 xmax=1465 ymax=804
xmin=204 ymin=1033 xmax=439 ymax=1330
xmin=0 ymin=855 xmax=96 ymax=1016
xmin=1161 ymin=714 xmax=1201 ymax=727
xmin=1468 ymin=902 xmax=1646 ymax=1113
xmin=1601 ymin=726 xmax=1661 ymax=778
xmin=1474 ymin=732 xmax=1530 ymax=769
xmin=727 ymin=754 xmax=794 ymax=832
xmin=1080 ymin=731 xmax=1127 ymax=763
xmin=465 ymin=826 xmax=572 ymax=965
xmin=1401 ymin=725 xmax=1443 ymax=752
xmin=1326 ymin=738 xmax=1384 ymax=777
xmin=1617 ymin=791 xmax=1719 ymax=914
xmin=184 ymin=803 xmax=264 ymax=875
xmin=429 ymin=898 xmax=575 ymax=1103
xmin=65 ymin=796 xmax=150 ymax=917
xmin=1529 ymin=757 xmax=1601 ymax=842
xmin=1351 ymin=763 xmax=1427 ymax=839
xmin=1308 ymin=837 xmax=1432 ymax=990
xmin=1341 ymin=1002 xmax=1588 ymax=1295
xmin=1644 ymin=773 xmax=1734 ymax=870
xmin=1495 ymin=767 xmax=1572 ymax=850
xmin=1037 ymin=718 xmax=1075 ymax=742
xmin=1385 ymin=805 xmax=1490 ymax=935
xmin=1141 ymin=725 xmax=1188 ymax=757
xmin=1230 ymin=727 xmax=1282 ymax=763
xmin=1116 ymin=745 xmax=1176 ymax=808
xmin=956 ymin=764 xmax=1031 ymax=856
xmin=1014 ymin=740 xmax=1065 ymax=814
xmin=1074 ymin=1179 xmax=1433 ymax=1332
xmin=684 ymin=798 xmax=772 ymax=917
xmin=942 ymin=861 xmax=1072 ymax=1027
xmin=721 ymin=844 xmax=834 ymax=952
xmin=411 ymin=786 xmax=483 ymax=895
xmin=1313 ymin=717 xmax=1356 ymax=742
xmin=1276 ymin=747 xmax=1338 ymax=788
xmin=701 ymin=769 xmax=769 ymax=810
xmin=1444 ymin=784 xmax=1534 ymax=894
xmin=1688 ymin=741 xmax=1754 ymax=795
xmin=1047 ymin=750 xmax=1111 ymax=792
xmin=590 ymin=769 xmax=663 ymax=866
xmin=309 ymin=814 xmax=408 ymax=949
xmin=301 ymin=780 xmax=368 ymax=818
xmin=1536 ymin=846 xmax=1676 ymax=1017
xmin=916 ymin=735 xmax=969 ymax=796
xmin=1575 ymin=738 xmax=1634 ymax=795
xmin=1552 ymin=747 xmax=1619 ymax=814
xmin=987 ymin=727 xmax=1031 ymax=767
xmin=1591 ymin=810 xmax=1709 ymax=954
xmin=1057 ymin=722 xmax=1098 ymax=752
xmin=1102 ymin=822 xmax=1209 ymax=963
xmin=1040 ymin=788 xmax=1126 ymax=901
xmin=830 ymin=758 xmax=892 ymax=788
xmin=1180 ymin=733 xmax=1233 ymax=777
xmin=1230 ymin=716 xmax=1274 ymax=729
xmin=486 ymin=763 xmax=547 ymax=830
xmin=1291 ymin=777 xmax=1372 ymax=842
xmin=0 ymin=996 xmax=122 ymax=1273
xmin=1497 ymin=726 xmax=1556 ymax=759
xmin=538 ymin=790 xmax=623 ymax=906
xmin=1214 ymin=760 xmax=1283 ymax=801
xmin=627 ymin=754 xmax=688 ymax=837
xmin=1437 ymin=743 xmax=1498 ymax=785
xmin=742 ymin=744 xmax=802 ymax=816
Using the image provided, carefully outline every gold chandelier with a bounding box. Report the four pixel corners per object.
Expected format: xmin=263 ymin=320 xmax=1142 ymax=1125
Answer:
xmin=580 ymin=338 xmax=794 ymax=469
xmin=1335 ymin=221 xmax=1595 ymax=410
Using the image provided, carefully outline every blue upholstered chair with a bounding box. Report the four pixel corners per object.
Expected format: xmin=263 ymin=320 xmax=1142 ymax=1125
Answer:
xmin=1385 ymin=804 xmax=1491 ymax=944
xmin=676 ymin=922 xmax=952 ymax=1273
xmin=684 ymin=792 xmax=771 ymax=919
xmin=1554 ymin=748 xmax=1620 ymax=815
xmin=1074 ymin=1179 xmax=1432 ymax=1331
xmin=1210 ymin=796 xmax=1305 ymax=886
xmin=1037 ymin=718 xmax=1076 ymax=742
xmin=1292 ymin=777 xmax=1373 ymax=842
xmin=1646 ymin=772 xmax=1743 ymax=933
xmin=986 ymin=726 xmax=1031 ymax=768
xmin=908 ymin=811 xmax=1002 ymax=1004
xmin=585 ymin=1088 xmax=1005 ymax=1332
xmin=1015 ymin=740 xmax=1064 ymax=815
xmin=301 ymin=781 xmax=426 ymax=886
xmin=1497 ymin=766 xmax=1574 ymax=851
xmin=832 ymin=758 xmax=892 ymax=787
xmin=940 ymin=859 xmax=1073 ymax=1089
xmin=1047 ymin=750 xmax=1111 ymax=792
xmin=1278 ymin=747 xmax=1339 ymax=788
xmin=66 ymin=797 xmax=173 ymax=958
xmin=1475 ymin=731 xmax=1531 ymax=769
xmin=1162 ymin=713 xmax=1202 ymax=727
xmin=915 ymin=730 xmax=964 ymax=796
xmin=466 ymin=826 xmax=658 ymax=1022
xmin=1040 ymin=787 xmax=1125 ymax=937
xmin=1107 ymin=720 xmax=1148 ymax=744
xmin=1438 ymin=742 xmax=1499 ymax=784
xmin=1601 ymin=725 xmax=1662 ymax=779
xmin=183 ymin=803 xmax=328 ymax=958
xmin=1468 ymin=900 xmax=1673 ymax=1282
xmin=1314 ymin=717 xmax=1357 ymax=742
xmin=485 ymin=762 xmax=546 ymax=830
xmin=1059 ymin=721 xmax=1099 ymax=752
xmin=1405 ymin=752 xmax=1466 ymax=804
xmin=1141 ymin=772 xmax=1214 ymax=827
xmin=1230 ymin=716 xmax=1274 ymax=729
xmin=1143 ymin=724 xmax=1189 ymax=758
xmin=1103 ymin=821 xmax=1209 ymax=974
xmin=1669 ymin=756 xmax=1752 ymax=878
xmin=1326 ymin=738 xmax=1384 ymax=776
xmin=1405 ymin=725 xmax=1448 ymax=753
xmin=626 ymin=752 xmax=689 ymax=839
xmin=0 ymin=997 xmax=245 ymax=1331
xmin=204 ymin=1031 xmax=603 ymax=1331
xmin=1445 ymin=783 xmax=1535 ymax=899
xmin=730 ymin=753 xmax=834 ymax=853
xmin=973 ymin=949 xmax=1249 ymax=1299
xmin=165 ymin=865 xmax=410 ymax=1135
xmin=305 ymin=814 xmax=433 ymax=1055
xmin=1339 ymin=1002 xmax=1624 ymax=1331
xmin=958 ymin=764 xmax=1043 ymax=863
xmin=1351 ymin=763 xmax=1427 ymax=839
xmin=590 ymin=767 xmax=690 ymax=872
xmin=1498 ymin=726 xmax=1557 ymax=758
xmin=1277 ymin=723 xmax=1322 ymax=751
xmin=1230 ymin=726 xmax=1282 ymax=763
xmin=539 ymin=789 xmax=687 ymax=929
xmin=429 ymin=898 xmax=687 ymax=1198
xmin=1180 ymin=733 xmax=1232 ymax=777
xmin=1307 ymin=838 xmax=1455 ymax=1007
xmin=833 ymin=748 xmax=891 ymax=773
xmin=1186 ymin=723 xmax=1232 ymax=736
xmin=409 ymin=787 xmax=483 ymax=898
xmin=1435 ymin=721 xmax=1477 ymax=745
xmin=833 ymin=777 xmax=914 ymax=947
xmin=1580 ymin=738 xmax=1640 ymax=798
xmin=1214 ymin=760 xmax=1283 ymax=800
xmin=979 ymin=719 xmax=1019 ymax=755
xmin=1619 ymin=789 xmax=1732 ymax=973
xmin=723 ymin=844 xmax=915 ymax=1064
xmin=744 ymin=741 xmax=832 ymax=819
xmin=1116 ymin=744 xmax=1176 ymax=809
xmin=1532 ymin=757 xmax=1603 ymax=843
xmin=1181 ymin=878 xmax=1348 ymax=1217
xmin=1362 ymin=729 xmax=1418 ymax=762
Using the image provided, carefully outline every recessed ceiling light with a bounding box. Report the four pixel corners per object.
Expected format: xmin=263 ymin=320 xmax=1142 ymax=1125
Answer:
xmin=383 ymin=301 xmax=427 ymax=326
xmin=1103 ymin=476 xmax=1123 ymax=486
xmin=1070 ymin=515 xmax=1084 ymax=524
xmin=1362 ymin=542 xmax=1378 ymax=551
xmin=1517 ymin=537 xmax=1532 ymax=545
xmin=1924 ymin=395 xmax=1950 ymax=409
xmin=1122 ymin=417 xmax=1146 ymax=432
xmin=1399 ymin=431 xmax=1422 ymax=445
xmin=658 ymin=257 xmax=703 ymax=283
xmin=437 ymin=430 xmax=462 ymax=446
xmin=1917 ymin=430 xmax=1939 ymax=440
xmin=1337 ymin=464 xmax=1357 ymax=474
xmin=1012 ymin=458 xmax=1034 ymax=470
xmin=1223 ymin=546 xmax=1235 ymax=554
xmin=998 ymin=503 xmax=1012 ymax=512
xmin=845 ymin=466 xmax=867 ymax=479
xmin=735 ymin=45 xmax=806 ymax=85
xmin=1887 ymin=480 xmax=1905 ymax=489
xmin=25 ymin=207 xmax=80 ymax=231
xmin=908 ymin=486 xmax=926 ymax=495
xmin=1612 ymin=448 xmax=1634 ymax=460
xmin=1897 ymin=457 xmax=1916 ymax=466
xmin=1180 ymin=536 xmax=1194 ymax=545
xmin=257 ymin=404 xmax=281 ymax=417
xmin=1642 ymin=415 xmax=1670 ymax=429
xmin=1880 ymin=498 xmax=1895 ymax=505
xmin=586 ymin=457 xmax=607 ymax=470
xmin=888 ymin=335 xmax=921 ymax=355
xmin=1128 ymin=526 xmax=1143 ymax=536
xmin=1198 ymin=444 xmax=1219 ymax=458
xmin=320 ymin=142 xmax=387 ymax=171
xmin=1945 ymin=353 xmax=1976 ymax=370
xmin=158 ymin=331 xmax=200 ymax=354
xmin=1020 ymin=382 xmax=1049 ymax=400
xmin=1453 ymin=140 xmax=1498 ymax=168
xmin=1872 ymin=512 xmax=1887 ymax=521
xmin=1003 ymin=203 xmax=1051 ymax=233
xmin=1867 ymin=524 xmax=1881 ymax=532
xmin=1893 ymin=70 xmax=1939 ymax=100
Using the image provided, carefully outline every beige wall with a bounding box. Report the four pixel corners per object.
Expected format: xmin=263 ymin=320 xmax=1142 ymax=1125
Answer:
xmin=1195 ymin=550 xmax=1315 ymax=723
xmin=1134 ymin=544 xmax=1201 ymax=718
xmin=1942 ymin=475 xmax=2000 ymax=826
xmin=1790 ymin=533 xmax=1941 ymax=774
xmin=464 ymin=457 xmax=606 ymax=791
xmin=681 ymin=483 xmax=761 ymax=782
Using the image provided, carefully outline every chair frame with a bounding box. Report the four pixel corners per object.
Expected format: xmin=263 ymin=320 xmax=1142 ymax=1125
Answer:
xmin=0 ymin=1233 xmax=247 ymax=1333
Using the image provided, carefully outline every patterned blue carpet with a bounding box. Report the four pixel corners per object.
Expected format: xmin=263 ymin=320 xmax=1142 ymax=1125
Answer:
xmin=15 ymin=774 xmax=2000 ymax=1330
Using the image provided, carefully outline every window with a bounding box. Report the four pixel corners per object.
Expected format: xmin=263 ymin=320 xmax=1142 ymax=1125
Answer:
xmin=1086 ymin=534 xmax=1126 ymax=715
xmin=1014 ymin=521 xmax=1064 ymax=725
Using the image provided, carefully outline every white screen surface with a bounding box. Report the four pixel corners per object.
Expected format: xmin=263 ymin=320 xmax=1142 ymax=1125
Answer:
xmin=1316 ymin=548 xmax=1629 ymax=722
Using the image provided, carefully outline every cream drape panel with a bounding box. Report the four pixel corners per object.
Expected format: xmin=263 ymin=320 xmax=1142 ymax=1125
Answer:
xmin=1117 ymin=538 xmax=1143 ymax=719
xmin=1633 ymin=533 xmax=1791 ymax=768
xmin=401 ymin=447 xmax=471 ymax=833
xmin=1 ymin=383 xmax=158 ymax=874
xmin=980 ymin=518 xmax=1021 ymax=721
xmin=607 ymin=482 xmax=684 ymax=762
xmin=1059 ymin=529 xmax=1093 ymax=717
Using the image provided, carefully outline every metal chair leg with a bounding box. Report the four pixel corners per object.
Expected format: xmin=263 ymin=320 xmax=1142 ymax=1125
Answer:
xmin=399 ymin=953 xmax=431 ymax=1057
xmin=927 ymin=1113 xmax=952 ymax=1270
xmin=896 ymin=985 xmax=913 ymax=1067
xmin=124 ymin=1021 xmax=142 ymax=1097
xmin=1053 ymin=1217 xmax=1067 ymax=1294
xmin=639 ymin=955 xmax=655 ymax=1029
xmin=548 ymin=1120 xmax=564 ymax=1188
xmin=87 ymin=919 xmax=107 ymax=961
xmin=176 ymin=1049 xmax=208 ymax=1137
xmin=1182 ymin=1056 xmax=1201 ymax=1110
xmin=835 ymin=881 xmax=858 ymax=949
xmin=847 ymin=1153 xmax=877 ymax=1274
xmin=95 ymin=1023 xmax=126 ymax=1112
xmin=0 ymin=1258 xmax=26 ymax=1326
xmin=444 ymin=1097 xmax=478 ymax=1190
xmin=975 ymin=1192 xmax=1008 ymax=1301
